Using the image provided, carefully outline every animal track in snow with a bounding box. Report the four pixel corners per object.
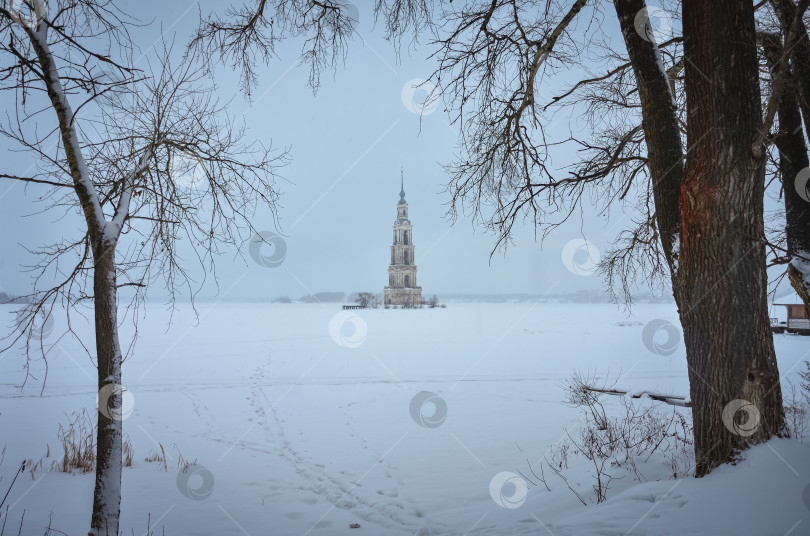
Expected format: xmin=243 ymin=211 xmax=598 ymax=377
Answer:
xmin=244 ymin=360 xmax=449 ymax=534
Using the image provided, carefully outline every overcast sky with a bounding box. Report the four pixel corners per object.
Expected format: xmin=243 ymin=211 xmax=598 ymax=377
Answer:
xmin=0 ymin=1 xmax=791 ymax=301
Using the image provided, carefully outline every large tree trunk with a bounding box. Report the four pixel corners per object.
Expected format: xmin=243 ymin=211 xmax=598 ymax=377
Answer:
xmin=89 ymin=244 xmax=123 ymax=536
xmin=762 ymin=33 xmax=810 ymax=318
xmin=613 ymin=0 xmax=786 ymax=477
xmin=680 ymin=0 xmax=785 ymax=477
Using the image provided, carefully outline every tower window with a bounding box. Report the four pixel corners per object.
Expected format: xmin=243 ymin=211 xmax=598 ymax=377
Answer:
xmin=404 ymin=274 xmax=410 ymax=288
xmin=404 ymin=231 xmax=409 ymax=245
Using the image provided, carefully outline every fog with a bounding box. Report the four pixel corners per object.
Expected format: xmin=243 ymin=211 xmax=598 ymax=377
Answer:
xmin=0 ymin=1 xmax=786 ymax=302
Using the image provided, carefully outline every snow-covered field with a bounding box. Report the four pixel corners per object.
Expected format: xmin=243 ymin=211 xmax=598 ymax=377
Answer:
xmin=1 ymin=302 xmax=809 ymax=535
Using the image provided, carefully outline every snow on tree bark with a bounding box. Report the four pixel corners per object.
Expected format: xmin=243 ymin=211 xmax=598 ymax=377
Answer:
xmin=89 ymin=257 xmax=123 ymax=536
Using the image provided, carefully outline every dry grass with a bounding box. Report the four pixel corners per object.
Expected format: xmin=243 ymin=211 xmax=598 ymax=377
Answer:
xmin=144 ymin=442 xmax=199 ymax=474
xmin=123 ymin=434 xmax=134 ymax=468
xmin=784 ymin=379 xmax=809 ymax=441
xmin=55 ymin=410 xmax=95 ymax=474
xmin=175 ymin=444 xmax=198 ymax=473
xmin=144 ymin=443 xmax=168 ymax=472
xmin=531 ymin=371 xmax=694 ymax=504
xmin=52 ymin=411 xmax=137 ymax=473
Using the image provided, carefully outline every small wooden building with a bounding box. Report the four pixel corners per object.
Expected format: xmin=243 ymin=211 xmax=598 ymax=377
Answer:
xmin=773 ymin=293 xmax=810 ymax=335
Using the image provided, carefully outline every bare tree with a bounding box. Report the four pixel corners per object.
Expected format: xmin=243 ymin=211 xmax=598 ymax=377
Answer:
xmin=610 ymin=0 xmax=795 ymax=476
xmin=355 ymin=291 xmax=375 ymax=308
xmin=191 ymin=0 xmax=359 ymax=96
xmin=0 ymin=1 xmax=285 ymax=532
xmin=675 ymin=0 xmax=795 ymax=476
xmin=379 ymin=0 xmax=787 ymax=475
xmin=765 ymin=0 xmax=810 ymax=316
xmin=384 ymin=0 xmax=794 ymax=476
xmin=191 ymin=0 xmax=801 ymax=478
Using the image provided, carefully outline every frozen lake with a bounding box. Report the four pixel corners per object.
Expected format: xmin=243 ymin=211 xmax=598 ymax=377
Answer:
xmin=1 ymin=302 xmax=808 ymax=535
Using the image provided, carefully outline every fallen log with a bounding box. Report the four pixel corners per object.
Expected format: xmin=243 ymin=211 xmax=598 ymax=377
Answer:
xmin=583 ymin=386 xmax=691 ymax=407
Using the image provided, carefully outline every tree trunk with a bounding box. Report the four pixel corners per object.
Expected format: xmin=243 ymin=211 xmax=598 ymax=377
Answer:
xmin=612 ymin=0 xmax=685 ymax=273
xmin=89 ymin=244 xmax=123 ymax=536
xmin=762 ymin=33 xmax=810 ymax=318
xmin=773 ymin=0 xmax=810 ymax=141
xmin=26 ymin=20 xmax=125 ymax=533
xmin=680 ymin=0 xmax=785 ymax=477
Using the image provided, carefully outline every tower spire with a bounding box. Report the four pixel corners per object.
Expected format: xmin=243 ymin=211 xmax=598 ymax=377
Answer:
xmin=399 ymin=166 xmax=406 ymax=205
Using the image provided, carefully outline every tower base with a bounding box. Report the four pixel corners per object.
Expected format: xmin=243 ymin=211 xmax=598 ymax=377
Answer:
xmin=383 ymin=287 xmax=423 ymax=307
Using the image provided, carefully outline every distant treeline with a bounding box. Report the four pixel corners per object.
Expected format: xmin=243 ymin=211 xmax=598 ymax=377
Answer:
xmin=149 ymin=290 xmax=676 ymax=304
xmin=270 ymin=292 xmax=366 ymax=304
xmin=298 ymin=292 xmax=349 ymax=303
xmin=271 ymin=290 xmax=674 ymax=304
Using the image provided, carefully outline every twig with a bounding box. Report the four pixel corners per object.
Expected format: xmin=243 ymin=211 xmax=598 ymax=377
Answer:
xmin=0 ymin=461 xmax=26 ymax=513
xmin=545 ymin=458 xmax=587 ymax=505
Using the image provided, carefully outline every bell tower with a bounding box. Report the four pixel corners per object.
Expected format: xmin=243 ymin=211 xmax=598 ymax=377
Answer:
xmin=384 ymin=168 xmax=423 ymax=307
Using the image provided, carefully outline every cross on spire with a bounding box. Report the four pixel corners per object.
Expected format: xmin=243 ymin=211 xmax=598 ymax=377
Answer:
xmin=398 ymin=166 xmax=407 ymax=205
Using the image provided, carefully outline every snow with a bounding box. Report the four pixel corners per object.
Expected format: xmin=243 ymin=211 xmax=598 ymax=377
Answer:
xmin=671 ymin=233 xmax=680 ymax=274
xmin=108 ymin=151 xmax=153 ymax=241
xmin=638 ymin=9 xmax=676 ymax=109
xmin=791 ymin=251 xmax=810 ymax=293
xmin=547 ymin=438 xmax=810 ymax=535
xmin=652 ymin=41 xmax=677 ymax=109
xmin=775 ymin=291 xmax=804 ymax=305
xmin=0 ymin=302 xmax=808 ymax=535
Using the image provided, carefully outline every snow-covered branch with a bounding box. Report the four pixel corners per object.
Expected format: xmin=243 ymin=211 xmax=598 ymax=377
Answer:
xmin=106 ymin=146 xmax=155 ymax=241
xmin=20 ymin=5 xmax=108 ymax=236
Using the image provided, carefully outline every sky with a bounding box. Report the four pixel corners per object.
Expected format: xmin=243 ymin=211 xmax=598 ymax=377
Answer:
xmin=0 ymin=1 xmax=791 ymax=301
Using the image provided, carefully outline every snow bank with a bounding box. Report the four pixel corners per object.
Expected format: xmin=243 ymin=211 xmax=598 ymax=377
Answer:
xmin=544 ymin=438 xmax=810 ymax=536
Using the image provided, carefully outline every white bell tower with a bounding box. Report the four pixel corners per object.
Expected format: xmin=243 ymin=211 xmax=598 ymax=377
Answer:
xmin=384 ymin=168 xmax=423 ymax=307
